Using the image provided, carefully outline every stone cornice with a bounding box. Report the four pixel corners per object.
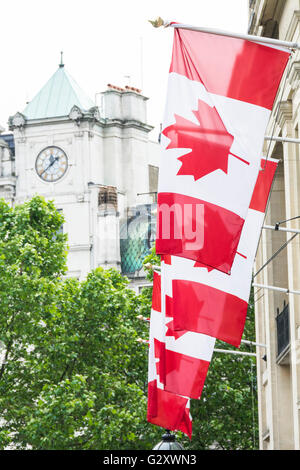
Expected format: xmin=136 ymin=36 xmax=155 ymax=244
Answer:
xmin=285 ymin=10 xmax=300 ymax=42
xmin=15 ymin=115 xmax=153 ymax=134
xmin=68 ymin=244 xmax=92 ymax=252
xmin=21 ymin=115 xmax=106 ymax=129
xmin=0 ymin=176 xmax=16 ymax=187
xmin=288 ymin=60 xmax=300 ymax=90
xmin=276 ymin=100 xmax=293 ymax=128
xmin=293 ymin=99 xmax=300 ymax=124
xmin=104 ymin=119 xmax=153 ymax=133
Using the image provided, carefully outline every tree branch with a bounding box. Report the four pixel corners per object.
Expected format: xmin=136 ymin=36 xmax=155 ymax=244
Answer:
xmin=0 ymin=340 xmax=13 ymax=380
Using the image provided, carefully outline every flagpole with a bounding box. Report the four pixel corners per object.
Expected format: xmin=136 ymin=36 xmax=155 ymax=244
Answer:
xmin=138 ymin=338 xmax=258 ymax=357
xmin=241 ymin=339 xmax=267 ymax=348
xmin=214 ymin=348 xmax=256 ymax=358
xmin=163 ymin=21 xmax=300 ymax=50
xmin=265 ymin=136 xmax=300 ymax=144
xmin=253 ymin=283 xmax=300 ymax=295
xmin=263 ymin=224 xmax=300 ymax=235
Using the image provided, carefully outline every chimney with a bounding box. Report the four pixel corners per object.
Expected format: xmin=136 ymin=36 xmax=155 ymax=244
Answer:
xmin=101 ymin=83 xmax=148 ymax=124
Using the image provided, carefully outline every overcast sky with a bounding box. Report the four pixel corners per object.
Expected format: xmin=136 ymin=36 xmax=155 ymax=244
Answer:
xmin=0 ymin=0 xmax=248 ymax=138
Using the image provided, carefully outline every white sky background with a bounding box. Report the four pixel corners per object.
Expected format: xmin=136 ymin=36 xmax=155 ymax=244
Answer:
xmin=0 ymin=0 xmax=248 ymax=138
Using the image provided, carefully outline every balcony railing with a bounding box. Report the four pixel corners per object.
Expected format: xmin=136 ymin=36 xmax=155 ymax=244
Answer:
xmin=276 ymin=303 xmax=290 ymax=357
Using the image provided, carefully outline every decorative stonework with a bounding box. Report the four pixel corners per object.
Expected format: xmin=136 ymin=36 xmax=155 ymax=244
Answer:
xmin=277 ymin=100 xmax=293 ymax=128
xmin=89 ymin=106 xmax=101 ymax=121
xmin=285 ymin=10 xmax=300 ymax=43
xmin=288 ymin=61 xmax=300 ymax=90
xmin=69 ymin=105 xmax=83 ymax=126
xmin=9 ymin=112 xmax=26 ymax=130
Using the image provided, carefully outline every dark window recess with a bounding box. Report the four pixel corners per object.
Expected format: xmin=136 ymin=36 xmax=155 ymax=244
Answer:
xmin=263 ymin=19 xmax=279 ymax=39
xmin=276 ymin=302 xmax=290 ymax=357
xmin=98 ymin=186 xmax=118 ymax=211
xmin=0 ymin=134 xmax=15 ymax=157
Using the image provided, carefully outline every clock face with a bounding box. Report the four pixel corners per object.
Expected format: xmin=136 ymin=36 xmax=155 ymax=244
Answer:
xmin=35 ymin=146 xmax=68 ymax=182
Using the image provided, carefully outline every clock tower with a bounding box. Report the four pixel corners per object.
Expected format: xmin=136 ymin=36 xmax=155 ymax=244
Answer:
xmin=5 ymin=61 xmax=160 ymax=281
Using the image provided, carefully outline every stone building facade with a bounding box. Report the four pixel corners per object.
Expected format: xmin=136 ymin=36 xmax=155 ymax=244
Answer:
xmin=0 ymin=62 xmax=160 ymax=286
xmin=249 ymin=0 xmax=300 ymax=450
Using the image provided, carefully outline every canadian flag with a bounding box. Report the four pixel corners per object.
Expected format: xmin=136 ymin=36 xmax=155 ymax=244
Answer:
xmin=147 ymin=380 xmax=192 ymax=439
xmin=147 ymin=272 xmax=193 ymax=438
xmin=148 ymin=272 xmax=215 ymax=402
xmin=156 ymin=27 xmax=290 ymax=273
xmin=162 ymin=157 xmax=278 ymax=347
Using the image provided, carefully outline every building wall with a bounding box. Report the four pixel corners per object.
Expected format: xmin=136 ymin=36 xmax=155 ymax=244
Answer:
xmin=0 ymin=133 xmax=15 ymax=204
xmin=2 ymin=85 xmax=160 ymax=281
xmin=249 ymin=0 xmax=300 ymax=449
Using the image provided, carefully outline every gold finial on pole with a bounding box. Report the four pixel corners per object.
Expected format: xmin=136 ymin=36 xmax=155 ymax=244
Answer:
xmin=148 ymin=17 xmax=165 ymax=28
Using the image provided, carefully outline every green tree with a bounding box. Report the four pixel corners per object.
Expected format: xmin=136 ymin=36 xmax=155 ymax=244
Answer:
xmin=0 ymin=196 xmax=160 ymax=450
xmin=0 ymin=198 xmax=258 ymax=450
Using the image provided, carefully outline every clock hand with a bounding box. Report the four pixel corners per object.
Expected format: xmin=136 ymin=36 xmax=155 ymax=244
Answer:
xmin=40 ymin=156 xmax=59 ymax=176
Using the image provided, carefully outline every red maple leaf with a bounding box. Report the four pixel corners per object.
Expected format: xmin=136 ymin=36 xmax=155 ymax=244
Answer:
xmin=165 ymin=318 xmax=187 ymax=340
xmin=161 ymin=254 xmax=172 ymax=265
xmin=193 ymin=261 xmax=215 ymax=271
xmin=163 ymin=99 xmax=235 ymax=180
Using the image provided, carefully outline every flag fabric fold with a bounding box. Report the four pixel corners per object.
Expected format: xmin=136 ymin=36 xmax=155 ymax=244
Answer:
xmin=147 ymin=271 xmax=193 ymax=438
xmin=148 ymin=271 xmax=215 ymax=403
xmin=148 ymin=157 xmax=278 ymax=437
xmin=161 ymin=157 xmax=278 ymax=347
xmin=147 ymin=379 xmax=192 ymax=439
xmin=156 ymin=27 xmax=290 ymax=273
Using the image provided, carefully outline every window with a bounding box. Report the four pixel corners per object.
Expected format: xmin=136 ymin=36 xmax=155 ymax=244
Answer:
xmin=276 ymin=302 xmax=290 ymax=357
